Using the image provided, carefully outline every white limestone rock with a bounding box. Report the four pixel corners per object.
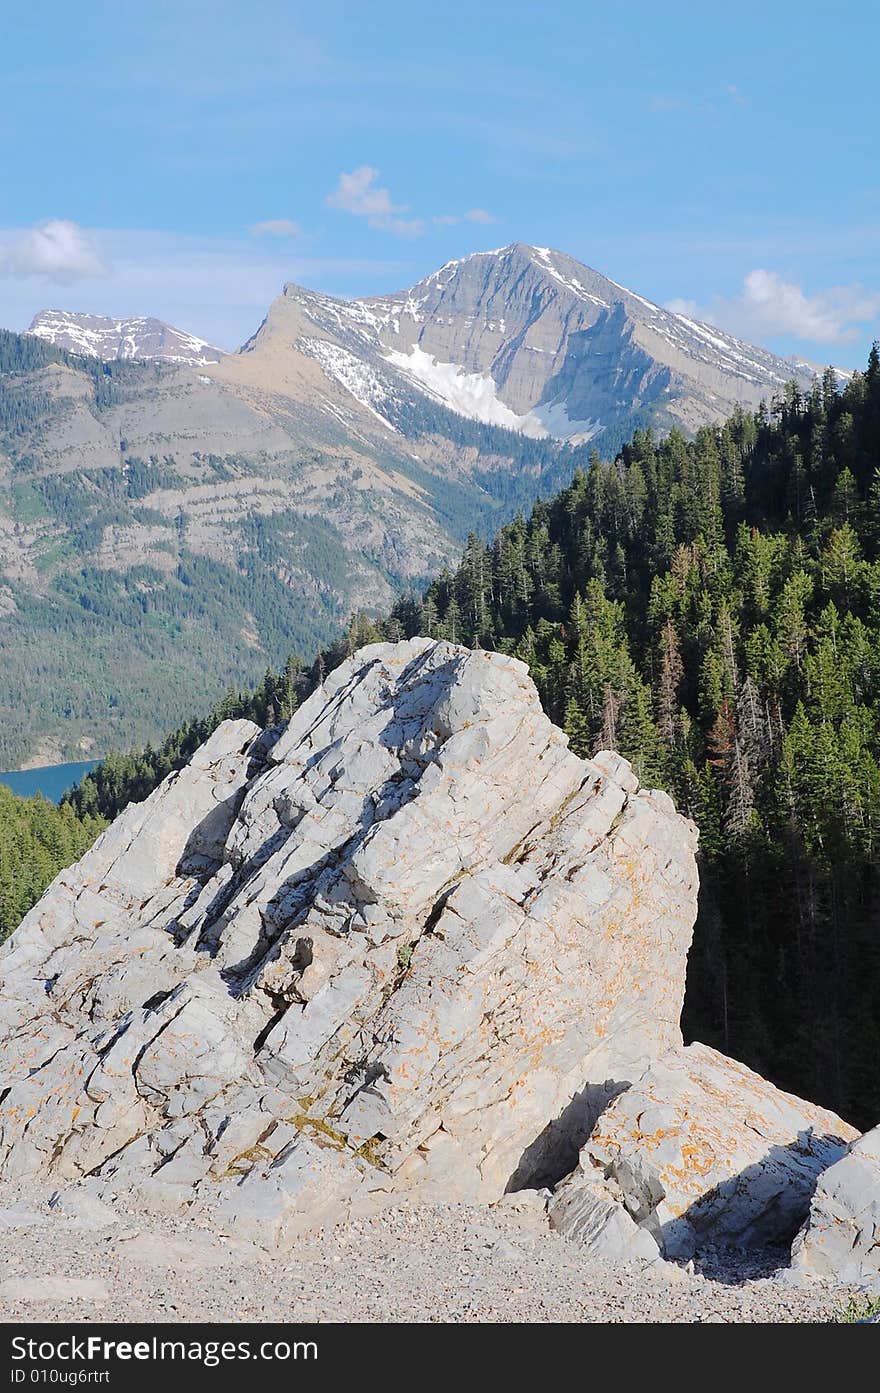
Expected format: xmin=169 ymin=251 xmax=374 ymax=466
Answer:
xmin=549 ymin=1171 xmax=661 ymax=1262
xmin=0 ymin=640 xmax=699 ymax=1243
xmin=549 ymin=1042 xmax=858 ymax=1260
xmin=790 ymin=1126 xmax=880 ymax=1288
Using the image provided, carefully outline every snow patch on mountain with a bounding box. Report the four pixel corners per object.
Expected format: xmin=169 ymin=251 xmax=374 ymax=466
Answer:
xmin=384 ymin=344 xmax=549 ymax=437
xmin=300 ymin=338 xmax=398 ymax=431
xmin=531 ymin=399 xmax=602 ymax=443
xmin=244 ymin=243 xmax=828 ymax=452
xmin=29 ymin=310 xmax=223 ymax=366
xmin=604 ymin=275 xmax=660 ymax=314
xmin=531 ymin=247 xmax=610 ymax=308
xmin=657 ymin=312 xmax=786 ymax=388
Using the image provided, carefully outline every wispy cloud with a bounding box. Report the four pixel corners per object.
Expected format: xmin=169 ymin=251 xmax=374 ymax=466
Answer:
xmin=665 ymin=296 xmax=700 ymax=317
xmin=433 ymin=207 xmax=497 ymax=228
xmin=667 ymin=269 xmax=880 ymax=345
xmin=650 ymin=85 xmax=747 ymax=116
xmin=326 ymin=165 xmax=396 ymax=219
xmin=0 ymin=219 xmax=108 ymax=282
xmin=248 ymin=218 xmax=301 ymax=237
xmin=326 ymin=165 xmax=425 ymax=237
xmin=379 ymin=218 xmax=426 ymax=238
xmin=326 ymin=166 xmax=496 ymax=238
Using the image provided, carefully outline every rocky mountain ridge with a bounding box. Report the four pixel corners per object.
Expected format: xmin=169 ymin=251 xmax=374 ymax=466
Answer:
xmin=236 ymin=242 xmax=816 ymax=444
xmin=1 ymin=640 xmax=875 ymax=1288
xmin=0 ymin=244 xmax=823 ymax=766
xmin=28 ymin=310 xmax=223 ymax=367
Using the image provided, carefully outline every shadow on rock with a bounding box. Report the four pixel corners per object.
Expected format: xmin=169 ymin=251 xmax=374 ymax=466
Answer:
xmin=506 ymin=1080 xmax=631 ymax=1192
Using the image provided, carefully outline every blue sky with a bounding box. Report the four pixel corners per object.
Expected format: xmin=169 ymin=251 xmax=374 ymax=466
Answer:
xmin=1 ymin=0 xmax=878 ymax=365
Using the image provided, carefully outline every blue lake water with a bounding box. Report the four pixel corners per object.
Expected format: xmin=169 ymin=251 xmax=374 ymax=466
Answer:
xmin=0 ymin=760 xmax=100 ymax=803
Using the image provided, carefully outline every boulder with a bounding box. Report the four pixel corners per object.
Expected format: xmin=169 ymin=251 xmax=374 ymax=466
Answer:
xmin=549 ymin=1042 xmax=857 ymax=1260
xmin=0 ymin=640 xmax=698 ymax=1241
xmin=790 ymin=1126 xmax=880 ymax=1288
xmin=548 ymin=1170 xmax=662 ymax=1262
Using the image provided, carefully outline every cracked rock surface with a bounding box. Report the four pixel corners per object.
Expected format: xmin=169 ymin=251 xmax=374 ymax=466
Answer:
xmin=791 ymin=1124 xmax=880 ymax=1289
xmin=549 ymin=1043 xmax=857 ymax=1263
xmin=0 ymin=640 xmax=699 ymax=1243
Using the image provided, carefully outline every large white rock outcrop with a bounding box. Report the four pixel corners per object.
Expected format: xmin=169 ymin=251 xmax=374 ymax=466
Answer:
xmin=790 ymin=1126 xmax=880 ymax=1288
xmin=0 ymin=640 xmax=698 ymax=1243
xmin=549 ymin=1043 xmax=857 ymax=1260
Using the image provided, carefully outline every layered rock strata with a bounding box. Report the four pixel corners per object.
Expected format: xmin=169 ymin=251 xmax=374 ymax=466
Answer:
xmin=0 ymin=640 xmax=699 ymax=1244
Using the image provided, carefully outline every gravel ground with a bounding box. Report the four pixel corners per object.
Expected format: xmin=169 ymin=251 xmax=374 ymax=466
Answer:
xmin=0 ymin=1180 xmax=857 ymax=1324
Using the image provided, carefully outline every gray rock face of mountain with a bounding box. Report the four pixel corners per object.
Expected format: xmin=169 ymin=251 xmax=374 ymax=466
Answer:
xmin=268 ymin=243 xmax=816 ymax=442
xmin=0 ymin=329 xmax=478 ymax=766
xmin=0 ymin=640 xmax=700 ymax=1244
xmin=28 ymin=311 xmax=223 ymax=366
xmin=25 ymin=245 xmax=816 ymax=454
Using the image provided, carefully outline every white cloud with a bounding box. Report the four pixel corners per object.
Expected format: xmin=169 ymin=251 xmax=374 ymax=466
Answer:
xmin=327 ymin=167 xmax=495 ymax=239
xmin=248 ymin=218 xmax=301 ymax=237
xmin=0 ymin=225 xmax=409 ymax=350
xmin=380 ymin=216 xmax=426 ymax=238
xmin=666 ymin=270 xmax=880 ymax=346
xmin=0 ymin=219 xmax=108 ymax=282
xmin=665 ymin=296 xmax=700 ymax=317
xmin=327 ymin=165 xmax=395 ymax=219
xmin=325 ymin=166 xmax=425 ymax=237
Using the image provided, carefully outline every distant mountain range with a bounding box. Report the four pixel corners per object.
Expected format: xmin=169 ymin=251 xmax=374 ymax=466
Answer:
xmin=0 ymin=244 xmax=826 ymax=767
xmin=31 ymin=243 xmax=821 ymax=444
xmin=28 ymin=310 xmax=223 ymax=367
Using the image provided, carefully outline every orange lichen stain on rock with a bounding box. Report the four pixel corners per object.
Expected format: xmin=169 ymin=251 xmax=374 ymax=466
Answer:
xmin=595 ymin=1123 xmax=677 ymax=1152
xmin=664 ymin=1142 xmax=717 ymax=1185
xmin=640 ymin=1126 xmax=677 ymax=1149
xmin=666 ymin=1194 xmax=700 ymax=1218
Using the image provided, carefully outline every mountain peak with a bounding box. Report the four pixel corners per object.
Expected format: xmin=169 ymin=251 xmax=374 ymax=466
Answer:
xmin=233 ymin=242 xmax=820 ymax=449
xmin=320 ymin=244 xmax=815 ymax=438
xmin=28 ymin=309 xmax=223 ymax=367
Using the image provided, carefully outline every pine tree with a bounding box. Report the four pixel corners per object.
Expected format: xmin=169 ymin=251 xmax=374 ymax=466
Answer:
xmin=656 ymin=618 xmax=684 ymax=750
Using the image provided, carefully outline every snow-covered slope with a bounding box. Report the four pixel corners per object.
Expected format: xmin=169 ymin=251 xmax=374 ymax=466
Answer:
xmin=230 ymin=243 xmax=817 ymax=444
xmin=28 ymin=310 xmax=223 ymax=366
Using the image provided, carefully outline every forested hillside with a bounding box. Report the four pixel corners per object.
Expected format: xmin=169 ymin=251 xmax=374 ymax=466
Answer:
xmin=7 ymin=348 xmax=880 ymax=1128
xmin=0 ymin=787 xmax=104 ymax=934
xmin=391 ymin=352 xmax=880 ymax=1128
xmin=0 ymin=321 xmax=604 ymax=767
